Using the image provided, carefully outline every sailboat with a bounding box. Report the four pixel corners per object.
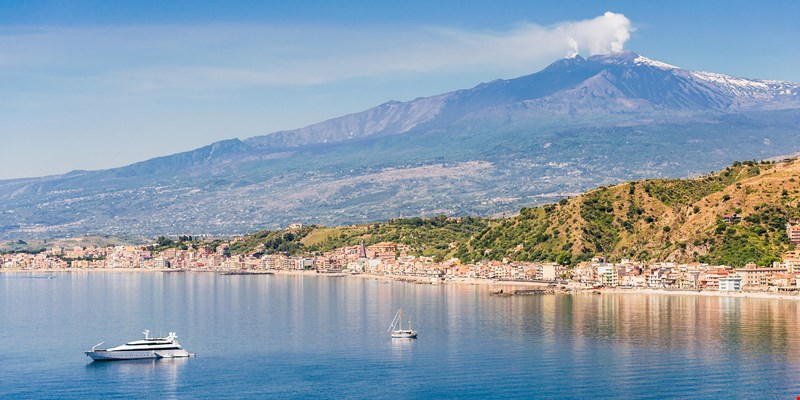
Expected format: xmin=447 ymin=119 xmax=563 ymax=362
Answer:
xmin=388 ymin=308 xmax=418 ymax=339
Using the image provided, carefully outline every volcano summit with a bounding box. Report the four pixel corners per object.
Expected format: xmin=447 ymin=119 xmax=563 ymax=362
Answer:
xmin=1 ymin=52 xmax=799 ymax=238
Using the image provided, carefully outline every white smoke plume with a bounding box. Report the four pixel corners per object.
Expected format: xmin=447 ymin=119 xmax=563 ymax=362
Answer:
xmin=558 ymin=12 xmax=633 ymax=56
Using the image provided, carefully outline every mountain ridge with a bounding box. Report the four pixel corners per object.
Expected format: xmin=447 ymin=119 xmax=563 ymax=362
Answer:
xmin=244 ymin=50 xmax=799 ymax=150
xmin=2 ymin=51 xmax=799 ymax=239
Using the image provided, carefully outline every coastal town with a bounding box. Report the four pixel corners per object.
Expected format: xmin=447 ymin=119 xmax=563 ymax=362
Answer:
xmin=5 ymin=224 xmax=800 ymax=295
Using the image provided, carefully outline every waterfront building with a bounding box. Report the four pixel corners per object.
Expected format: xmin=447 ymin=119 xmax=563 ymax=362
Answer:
xmin=700 ymin=268 xmax=730 ymax=290
xmin=647 ymin=269 xmax=664 ymax=288
xmin=154 ymin=257 xmax=169 ymax=269
xmin=769 ymin=274 xmax=796 ymax=288
xmin=245 ymin=258 xmax=261 ymax=270
xmin=677 ymin=269 xmax=700 ymax=289
xmin=572 ymin=263 xmax=597 ymax=284
xmin=621 ymin=272 xmax=647 ymax=288
xmin=736 ymin=264 xmax=788 ymax=287
xmin=597 ymin=265 xmax=618 ymax=287
xmin=719 ymin=277 xmax=742 ymax=292
xmin=13 ymin=235 xmax=800 ymax=299
xmin=296 ymin=257 xmax=314 ymax=270
xmin=536 ymin=263 xmax=558 ymax=281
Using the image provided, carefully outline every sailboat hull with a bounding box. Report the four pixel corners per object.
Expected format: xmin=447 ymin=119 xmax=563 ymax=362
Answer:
xmin=391 ymin=331 xmax=417 ymax=339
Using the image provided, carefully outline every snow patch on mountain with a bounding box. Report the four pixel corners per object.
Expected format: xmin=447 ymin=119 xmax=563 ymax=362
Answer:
xmin=692 ymin=71 xmax=772 ymax=90
xmin=633 ymin=55 xmax=679 ymax=70
xmin=690 ymin=70 xmax=800 ymax=105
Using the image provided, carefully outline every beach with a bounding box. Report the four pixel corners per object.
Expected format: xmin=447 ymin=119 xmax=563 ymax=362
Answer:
xmin=5 ymin=267 xmax=800 ymax=301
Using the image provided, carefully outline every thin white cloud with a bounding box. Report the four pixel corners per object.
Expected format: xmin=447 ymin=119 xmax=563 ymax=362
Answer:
xmin=0 ymin=12 xmax=634 ymax=91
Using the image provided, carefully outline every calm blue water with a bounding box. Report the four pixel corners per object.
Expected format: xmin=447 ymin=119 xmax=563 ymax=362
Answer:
xmin=2 ymin=272 xmax=800 ymax=399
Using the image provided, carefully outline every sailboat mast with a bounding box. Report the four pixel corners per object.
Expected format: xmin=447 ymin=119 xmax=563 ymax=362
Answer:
xmin=388 ymin=309 xmax=401 ymax=332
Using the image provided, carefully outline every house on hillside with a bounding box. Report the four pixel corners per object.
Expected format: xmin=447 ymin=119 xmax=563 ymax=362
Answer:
xmin=786 ymin=222 xmax=800 ymax=245
xmin=723 ymin=213 xmax=742 ymax=223
xmin=781 ymin=250 xmax=800 ymax=273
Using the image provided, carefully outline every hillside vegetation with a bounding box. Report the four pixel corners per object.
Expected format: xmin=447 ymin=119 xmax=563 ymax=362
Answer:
xmin=150 ymin=216 xmax=489 ymax=262
xmin=457 ymin=159 xmax=800 ymax=266
xmin=302 ymin=216 xmax=489 ymax=261
xmin=149 ymin=159 xmax=800 ymax=267
xmin=0 ymin=235 xmax=144 ymax=254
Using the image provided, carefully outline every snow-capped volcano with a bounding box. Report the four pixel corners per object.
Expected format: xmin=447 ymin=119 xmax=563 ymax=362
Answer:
xmin=2 ymin=51 xmax=800 ymax=239
xmin=532 ymin=51 xmax=799 ymax=112
xmin=580 ymin=51 xmax=798 ymax=109
xmin=247 ymin=51 xmax=800 ymax=149
xmin=585 ymin=51 xmax=679 ymax=69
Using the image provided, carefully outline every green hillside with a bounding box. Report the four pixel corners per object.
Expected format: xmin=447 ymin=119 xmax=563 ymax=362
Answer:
xmin=302 ymin=216 xmax=489 ymax=261
xmin=457 ymin=160 xmax=799 ymax=266
xmin=151 ymin=159 xmax=800 ymax=267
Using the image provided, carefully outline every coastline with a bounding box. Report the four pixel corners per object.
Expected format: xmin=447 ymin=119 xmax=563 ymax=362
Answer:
xmin=5 ymin=268 xmax=800 ymax=301
xmin=0 ymin=267 xmax=178 ymax=273
xmin=601 ymin=287 xmax=800 ymax=301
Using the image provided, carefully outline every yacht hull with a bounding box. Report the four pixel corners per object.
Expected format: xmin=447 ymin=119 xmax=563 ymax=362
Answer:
xmin=85 ymin=349 xmax=193 ymax=361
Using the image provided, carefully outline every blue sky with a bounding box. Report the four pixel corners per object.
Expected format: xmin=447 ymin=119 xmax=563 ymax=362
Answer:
xmin=1 ymin=0 xmax=798 ymax=179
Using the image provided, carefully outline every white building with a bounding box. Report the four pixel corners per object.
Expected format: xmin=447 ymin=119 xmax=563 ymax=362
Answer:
xmin=597 ymin=265 xmax=618 ymax=286
xmin=540 ymin=264 xmax=557 ymax=281
xmin=295 ymin=257 xmax=314 ymax=270
xmin=719 ymin=277 xmax=742 ymax=292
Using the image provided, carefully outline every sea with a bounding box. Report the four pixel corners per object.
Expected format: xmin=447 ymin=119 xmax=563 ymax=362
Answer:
xmin=2 ymin=271 xmax=800 ymax=399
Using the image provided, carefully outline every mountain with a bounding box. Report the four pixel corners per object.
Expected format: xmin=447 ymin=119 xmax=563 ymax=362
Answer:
xmin=1 ymin=51 xmax=799 ymax=239
xmin=245 ymin=51 xmax=799 ymax=150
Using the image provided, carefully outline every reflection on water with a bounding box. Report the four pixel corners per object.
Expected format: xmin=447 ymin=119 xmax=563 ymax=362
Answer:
xmin=3 ymin=272 xmax=800 ymax=399
xmin=461 ymin=289 xmax=800 ymax=357
xmin=85 ymin=358 xmax=186 ymax=398
xmin=556 ymin=294 xmax=800 ymax=357
xmin=390 ymin=338 xmax=415 ymax=360
xmin=86 ymin=357 xmax=188 ymax=372
xmin=1 ymin=272 xmax=59 ymax=279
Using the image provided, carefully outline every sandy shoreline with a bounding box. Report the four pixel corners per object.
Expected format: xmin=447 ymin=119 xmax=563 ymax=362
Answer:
xmin=601 ymin=287 xmax=800 ymax=300
xmin=5 ymin=268 xmax=800 ymax=301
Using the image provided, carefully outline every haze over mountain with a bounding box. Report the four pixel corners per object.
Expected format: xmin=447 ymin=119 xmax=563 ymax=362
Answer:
xmin=1 ymin=51 xmax=799 ymax=239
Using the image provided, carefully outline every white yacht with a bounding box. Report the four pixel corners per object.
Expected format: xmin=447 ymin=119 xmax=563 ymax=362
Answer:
xmin=388 ymin=308 xmax=418 ymax=339
xmin=85 ymin=330 xmax=194 ymax=361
